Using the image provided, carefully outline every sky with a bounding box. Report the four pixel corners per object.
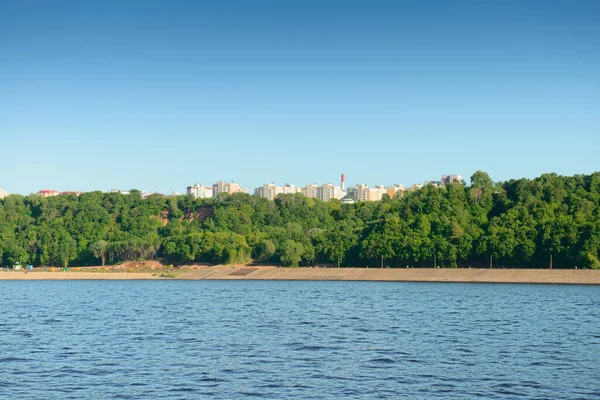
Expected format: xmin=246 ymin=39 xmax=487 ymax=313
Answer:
xmin=1 ymin=0 xmax=599 ymax=195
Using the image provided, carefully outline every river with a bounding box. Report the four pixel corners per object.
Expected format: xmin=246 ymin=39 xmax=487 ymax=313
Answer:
xmin=1 ymin=280 xmax=598 ymax=399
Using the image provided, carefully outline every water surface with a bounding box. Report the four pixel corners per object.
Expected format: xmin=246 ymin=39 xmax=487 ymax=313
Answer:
xmin=1 ymin=281 xmax=599 ymax=399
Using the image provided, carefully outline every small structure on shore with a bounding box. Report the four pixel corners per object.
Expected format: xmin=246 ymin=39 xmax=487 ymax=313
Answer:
xmin=13 ymin=262 xmax=22 ymax=270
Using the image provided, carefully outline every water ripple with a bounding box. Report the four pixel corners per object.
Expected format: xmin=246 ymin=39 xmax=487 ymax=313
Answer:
xmin=0 ymin=280 xmax=598 ymax=399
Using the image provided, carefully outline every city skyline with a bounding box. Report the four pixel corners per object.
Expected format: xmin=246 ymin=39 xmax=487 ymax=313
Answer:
xmin=2 ymin=172 xmax=459 ymax=197
xmin=2 ymin=1 xmax=599 ymax=194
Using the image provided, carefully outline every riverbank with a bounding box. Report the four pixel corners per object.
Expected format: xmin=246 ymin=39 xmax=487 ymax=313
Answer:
xmin=0 ymin=270 xmax=161 ymax=280
xmin=2 ymin=266 xmax=600 ymax=284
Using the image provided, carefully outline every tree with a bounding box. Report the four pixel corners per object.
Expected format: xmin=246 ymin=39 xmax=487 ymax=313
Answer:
xmin=89 ymin=240 xmax=109 ymax=266
xmin=3 ymin=241 xmax=29 ymax=266
xmin=1 ymin=171 xmax=600 ymax=270
xmin=469 ymin=170 xmax=494 ymax=208
xmin=57 ymin=230 xmax=77 ymax=268
xmin=324 ymin=220 xmax=360 ymax=267
xmin=280 ymin=240 xmax=303 ymax=267
xmin=253 ymin=239 xmax=276 ymax=263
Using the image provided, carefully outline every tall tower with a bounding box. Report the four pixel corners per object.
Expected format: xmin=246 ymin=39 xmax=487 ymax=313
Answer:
xmin=341 ymin=173 xmax=346 ymax=192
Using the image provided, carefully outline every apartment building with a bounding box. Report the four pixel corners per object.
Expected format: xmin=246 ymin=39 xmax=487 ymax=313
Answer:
xmin=368 ymin=186 xmax=387 ymax=201
xmin=317 ymin=183 xmax=345 ymax=201
xmin=385 ymin=184 xmax=404 ymax=199
xmin=280 ymin=183 xmax=297 ymax=195
xmin=350 ymin=184 xmax=396 ymax=201
xmin=301 ymin=184 xmax=318 ymax=198
xmin=424 ymin=181 xmax=442 ymax=188
xmin=441 ymin=175 xmax=464 ymax=185
xmin=254 ymin=183 xmax=301 ymax=200
xmin=212 ymin=181 xmax=247 ymax=196
xmin=0 ymin=188 xmax=9 ymax=199
xmin=187 ymin=183 xmax=213 ymax=199
xmin=254 ymin=183 xmax=277 ymax=200
xmin=352 ymin=185 xmax=369 ymax=201
xmin=38 ymin=190 xmax=61 ymax=197
xmin=254 ymin=182 xmax=345 ymax=202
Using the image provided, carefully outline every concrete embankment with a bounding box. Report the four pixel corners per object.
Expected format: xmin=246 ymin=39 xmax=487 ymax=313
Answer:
xmin=178 ymin=266 xmax=600 ymax=285
xmin=2 ymin=267 xmax=600 ymax=284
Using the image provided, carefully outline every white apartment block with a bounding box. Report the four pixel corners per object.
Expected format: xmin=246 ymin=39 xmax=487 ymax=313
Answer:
xmin=255 ymin=183 xmax=300 ymax=200
xmin=317 ymin=183 xmax=345 ymax=201
xmin=254 ymin=182 xmax=346 ymax=201
xmin=279 ymin=183 xmax=297 ymax=196
xmin=187 ymin=183 xmax=213 ymax=199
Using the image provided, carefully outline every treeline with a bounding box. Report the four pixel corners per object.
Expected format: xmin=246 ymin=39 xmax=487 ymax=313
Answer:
xmin=1 ymin=171 xmax=600 ymax=269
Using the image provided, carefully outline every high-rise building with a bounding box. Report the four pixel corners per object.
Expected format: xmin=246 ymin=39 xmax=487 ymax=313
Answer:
xmin=301 ymin=184 xmax=318 ymax=198
xmin=280 ymin=183 xmax=297 ymax=195
xmin=0 ymin=188 xmax=9 ymax=199
xmin=254 ymin=183 xmax=277 ymax=200
xmin=385 ymin=184 xmax=404 ymax=198
xmin=317 ymin=183 xmax=344 ymax=201
xmin=255 ymin=183 xmax=299 ymax=199
xmin=353 ymin=185 xmax=369 ymax=201
xmin=187 ymin=183 xmax=213 ymax=199
xmin=213 ymin=181 xmax=246 ymax=196
xmin=351 ymin=184 xmax=388 ymax=201
xmin=367 ymin=186 xmax=387 ymax=201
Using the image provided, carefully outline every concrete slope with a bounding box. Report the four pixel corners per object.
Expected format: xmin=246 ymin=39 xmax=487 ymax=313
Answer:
xmin=180 ymin=267 xmax=600 ymax=284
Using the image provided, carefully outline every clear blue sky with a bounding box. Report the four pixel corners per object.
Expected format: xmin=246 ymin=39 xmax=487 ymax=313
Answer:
xmin=1 ymin=0 xmax=599 ymax=195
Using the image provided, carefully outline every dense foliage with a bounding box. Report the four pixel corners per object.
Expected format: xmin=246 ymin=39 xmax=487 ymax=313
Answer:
xmin=1 ymin=172 xmax=600 ymax=269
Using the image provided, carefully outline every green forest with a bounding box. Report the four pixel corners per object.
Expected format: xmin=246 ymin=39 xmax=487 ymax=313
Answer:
xmin=1 ymin=171 xmax=600 ymax=269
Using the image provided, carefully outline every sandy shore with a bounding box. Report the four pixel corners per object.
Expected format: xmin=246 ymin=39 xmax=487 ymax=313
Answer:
xmin=0 ymin=270 xmax=161 ymax=280
xmin=2 ymin=266 xmax=600 ymax=284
